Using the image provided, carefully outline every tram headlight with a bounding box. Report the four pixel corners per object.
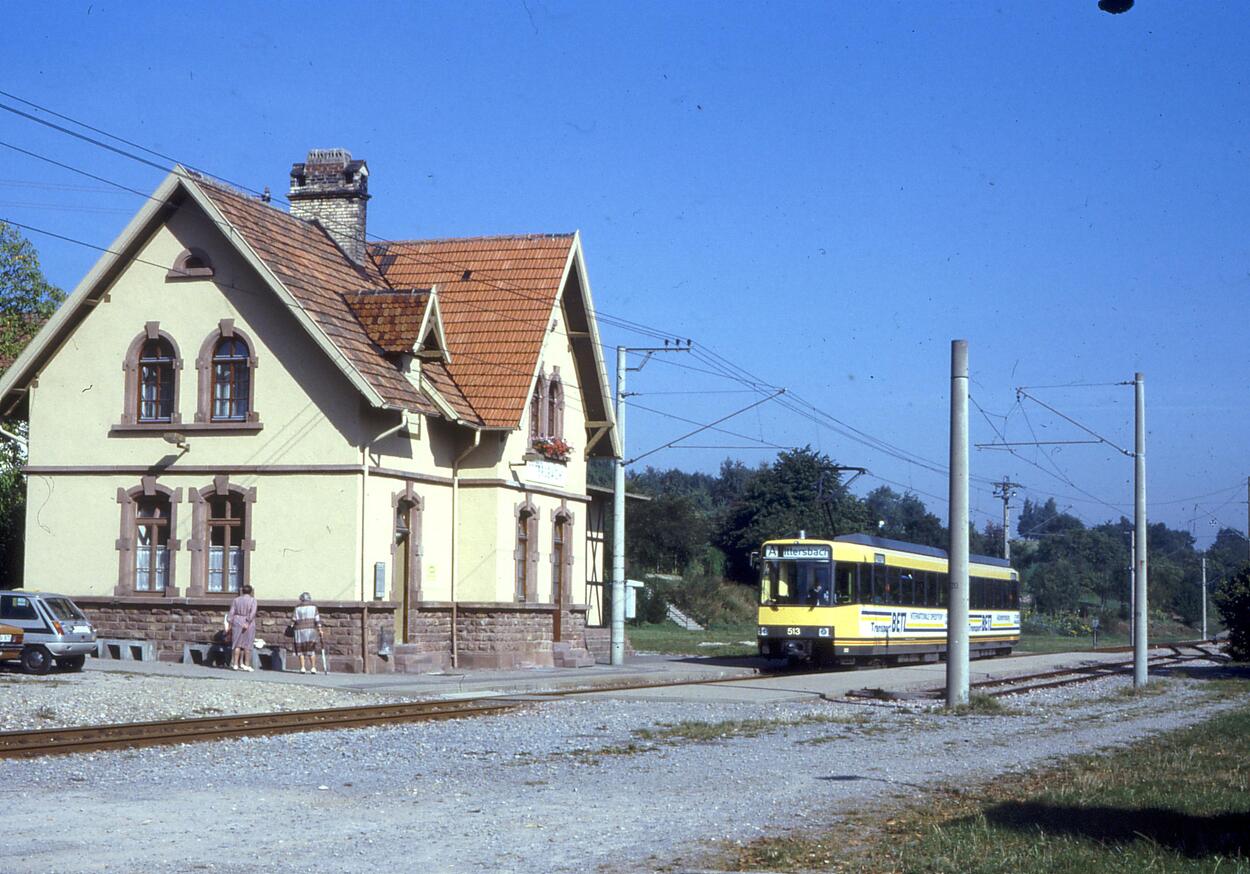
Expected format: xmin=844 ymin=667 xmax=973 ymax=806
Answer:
xmin=758 ymin=626 xmax=768 ymax=636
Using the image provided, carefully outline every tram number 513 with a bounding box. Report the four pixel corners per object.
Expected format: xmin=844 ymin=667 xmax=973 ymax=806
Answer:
xmin=786 ymin=627 xmax=801 ymax=636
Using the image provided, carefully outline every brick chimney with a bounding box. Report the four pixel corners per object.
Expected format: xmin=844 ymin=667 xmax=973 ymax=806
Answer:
xmin=288 ymin=149 xmax=370 ymax=263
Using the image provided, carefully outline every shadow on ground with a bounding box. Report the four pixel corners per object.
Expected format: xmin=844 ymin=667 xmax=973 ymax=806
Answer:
xmin=982 ymin=801 xmax=1250 ymax=858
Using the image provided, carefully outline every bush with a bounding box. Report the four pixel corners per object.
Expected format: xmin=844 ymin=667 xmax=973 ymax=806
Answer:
xmin=1213 ymin=565 xmax=1250 ymax=661
xmin=631 ymin=574 xmax=757 ymax=628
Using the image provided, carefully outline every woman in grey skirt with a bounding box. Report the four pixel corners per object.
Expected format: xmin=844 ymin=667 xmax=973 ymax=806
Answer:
xmin=227 ymin=584 xmax=257 ymax=672
xmin=291 ymin=592 xmax=324 ymax=674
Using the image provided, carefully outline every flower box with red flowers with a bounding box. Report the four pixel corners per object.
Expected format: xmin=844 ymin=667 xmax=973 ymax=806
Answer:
xmin=532 ymin=437 xmax=572 ymax=463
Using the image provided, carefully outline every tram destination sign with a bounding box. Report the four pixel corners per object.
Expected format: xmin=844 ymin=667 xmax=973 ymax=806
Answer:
xmin=763 ymin=544 xmax=832 ymax=561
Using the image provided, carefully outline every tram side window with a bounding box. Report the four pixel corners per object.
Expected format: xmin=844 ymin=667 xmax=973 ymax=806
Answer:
xmin=937 ymin=573 xmax=948 ymax=607
xmin=922 ymin=571 xmax=934 ymax=607
xmin=857 ymin=563 xmax=873 ymax=603
xmin=971 ymin=577 xmax=985 ymax=610
xmin=1010 ymin=578 xmax=1020 ymax=609
xmin=834 ymin=564 xmax=856 ymax=604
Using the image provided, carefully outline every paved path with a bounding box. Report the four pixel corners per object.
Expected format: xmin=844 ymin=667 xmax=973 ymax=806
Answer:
xmin=81 ymin=646 xmax=1144 ymax=704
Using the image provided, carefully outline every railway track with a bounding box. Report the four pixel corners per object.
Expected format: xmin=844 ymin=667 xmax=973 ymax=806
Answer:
xmin=843 ymin=640 xmax=1227 ymax=702
xmin=3 ymin=640 xmax=1226 ymax=759
xmin=0 ymin=697 xmax=523 ymax=760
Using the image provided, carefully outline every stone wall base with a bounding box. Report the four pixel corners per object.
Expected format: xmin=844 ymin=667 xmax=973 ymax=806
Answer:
xmin=70 ymin=597 xmax=595 ymax=675
xmin=73 ymin=596 xmax=397 ymax=674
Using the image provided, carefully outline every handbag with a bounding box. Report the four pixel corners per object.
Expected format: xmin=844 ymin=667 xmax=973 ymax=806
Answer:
xmin=284 ymin=622 xmax=295 ymax=638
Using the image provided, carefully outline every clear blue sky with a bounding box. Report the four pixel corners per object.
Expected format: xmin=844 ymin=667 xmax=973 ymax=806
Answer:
xmin=2 ymin=1 xmax=1247 ymax=542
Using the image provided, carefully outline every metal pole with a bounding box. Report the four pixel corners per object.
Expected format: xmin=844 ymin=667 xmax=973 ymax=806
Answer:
xmin=1001 ymin=483 xmax=1011 ymax=561
xmin=1129 ymin=530 xmax=1135 ymax=642
xmin=1201 ymin=554 xmax=1208 ymax=641
xmin=946 ymin=340 xmax=970 ymax=708
xmin=1133 ymin=372 xmax=1148 ymax=688
xmin=610 ymin=346 xmax=627 ymax=666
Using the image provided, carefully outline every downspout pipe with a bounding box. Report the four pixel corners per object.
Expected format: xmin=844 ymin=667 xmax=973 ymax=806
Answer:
xmin=359 ymin=411 xmax=410 ymax=672
xmin=449 ymin=429 xmax=482 ymax=669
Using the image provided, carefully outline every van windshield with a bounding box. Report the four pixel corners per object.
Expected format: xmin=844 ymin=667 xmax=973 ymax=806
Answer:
xmin=42 ymin=598 xmax=87 ymax=621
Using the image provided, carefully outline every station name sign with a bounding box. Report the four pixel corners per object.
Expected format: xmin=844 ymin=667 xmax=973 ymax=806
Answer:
xmin=763 ymin=544 xmax=832 ymax=561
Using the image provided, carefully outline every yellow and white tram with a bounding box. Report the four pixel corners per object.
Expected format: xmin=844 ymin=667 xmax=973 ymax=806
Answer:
xmin=756 ymin=533 xmax=1020 ymax=666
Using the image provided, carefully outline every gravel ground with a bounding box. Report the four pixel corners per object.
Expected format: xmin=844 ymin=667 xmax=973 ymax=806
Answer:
xmin=5 ymin=662 xmax=1240 ymax=874
xmin=0 ymin=668 xmax=403 ymax=731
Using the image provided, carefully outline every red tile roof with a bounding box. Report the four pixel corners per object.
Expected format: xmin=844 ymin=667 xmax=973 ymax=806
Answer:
xmin=343 ymin=289 xmax=431 ymax=354
xmin=191 ymin=174 xmax=439 ymax=417
xmin=370 ymin=235 xmax=574 ymax=428
xmin=191 ymin=173 xmax=575 ymax=430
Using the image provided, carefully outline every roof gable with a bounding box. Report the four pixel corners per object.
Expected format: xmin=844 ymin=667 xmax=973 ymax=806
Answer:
xmin=369 ymin=234 xmax=575 ymax=428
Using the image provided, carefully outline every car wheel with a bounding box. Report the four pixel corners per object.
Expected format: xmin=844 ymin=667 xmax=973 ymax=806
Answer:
xmin=21 ymin=646 xmax=52 ymax=675
xmin=56 ymin=654 xmax=86 ymax=672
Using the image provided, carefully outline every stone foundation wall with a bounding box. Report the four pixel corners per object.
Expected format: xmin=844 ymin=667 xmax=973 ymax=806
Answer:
xmin=407 ymin=602 xmax=590 ymax=671
xmin=73 ymin=596 xmax=397 ymax=673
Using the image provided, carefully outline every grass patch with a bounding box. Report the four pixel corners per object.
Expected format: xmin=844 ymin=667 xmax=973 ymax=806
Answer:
xmin=718 ymin=680 xmax=1250 ymax=873
xmin=626 ymin=621 xmax=758 ymax=657
xmin=945 ymin=692 xmax=1014 ymax=716
xmin=634 ymin=713 xmax=870 ymax=745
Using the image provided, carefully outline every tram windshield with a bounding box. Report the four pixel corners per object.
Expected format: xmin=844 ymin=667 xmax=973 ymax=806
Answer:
xmin=761 ymin=559 xmax=832 ymax=606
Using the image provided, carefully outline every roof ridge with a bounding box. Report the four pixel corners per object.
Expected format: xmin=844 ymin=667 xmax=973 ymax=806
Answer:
xmin=372 ymin=232 xmax=575 ymax=246
xmin=182 ymin=169 xmax=298 ymax=221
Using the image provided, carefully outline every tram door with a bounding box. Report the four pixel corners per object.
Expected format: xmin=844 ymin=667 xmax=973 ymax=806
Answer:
xmin=394 ymin=500 xmax=415 ymax=643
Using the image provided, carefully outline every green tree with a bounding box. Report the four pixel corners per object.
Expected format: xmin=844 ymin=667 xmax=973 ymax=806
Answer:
xmin=864 ymin=486 xmax=946 ymax=548
xmin=1214 ymin=565 xmax=1250 ymax=660
xmin=625 ymin=493 xmax=711 ymax=575
xmin=0 ymin=221 xmax=63 ymax=588
xmin=715 ymin=446 xmax=868 ymax=580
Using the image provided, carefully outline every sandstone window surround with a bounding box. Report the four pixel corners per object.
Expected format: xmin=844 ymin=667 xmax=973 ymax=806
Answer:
xmin=550 ymin=506 xmax=574 ymax=607
xmin=528 ymin=369 xmax=547 ymax=442
xmin=390 ymin=482 xmax=424 ymax=605
xmin=514 ymin=500 xmax=539 ymax=602
xmin=120 ymin=323 xmax=183 ymax=426
xmin=115 ymin=478 xmax=182 ymax=597
xmin=528 ymin=367 xmax=566 ymax=443
xmin=165 ymin=247 xmax=215 ymax=281
xmin=187 ymin=476 xmax=256 ymax=596
xmin=546 ymin=368 xmax=565 ymax=442
xmin=195 ymin=320 xmax=260 ymax=427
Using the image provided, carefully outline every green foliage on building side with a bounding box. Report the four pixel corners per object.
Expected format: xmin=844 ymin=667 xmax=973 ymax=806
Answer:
xmin=0 ymin=221 xmax=64 ymax=588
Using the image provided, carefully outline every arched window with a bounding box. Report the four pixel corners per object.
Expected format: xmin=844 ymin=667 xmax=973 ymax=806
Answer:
xmin=207 ymin=490 xmax=246 ymax=593
xmin=391 ymin=484 xmax=424 ymax=641
xmin=196 ymin=321 xmax=259 ymax=425
xmin=115 ymin=479 xmax=182 ymax=596
xmin=515 ymin=503 xmax=538 ymax=601
xmin=135 ymin=494 xmax=172 ymax=592
xmin=166 ymin=247 xmax=214 ymax=280
xmin=547 ymin=372 xmax=564 ymax=441
xmin=188 ymin=478 xmax=255 ymax=596
xmin=529 ymin=371 xmax=547 ymax=441
xmin=211 ymin=336 xmax=251 ymax=421
xmin=138 ymin=338 xmax=176 ymax=423
xmin=551 ymin=513 xmax=570 ymax=606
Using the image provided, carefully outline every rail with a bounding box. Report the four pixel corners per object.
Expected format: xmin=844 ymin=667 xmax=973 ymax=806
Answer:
xmin=0 ymin=698 xmax=522 ymax=759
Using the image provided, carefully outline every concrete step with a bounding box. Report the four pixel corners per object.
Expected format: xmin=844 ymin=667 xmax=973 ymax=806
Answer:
xmin=666 ymin=604 xmax=704 ymax=631
xmin=582 ymin=627 xmax=633 ymax=662
xmin=391 ymin=643 xmax=450 ymax=674
xmin=552 ymin=641 xmax=596 ymax=668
